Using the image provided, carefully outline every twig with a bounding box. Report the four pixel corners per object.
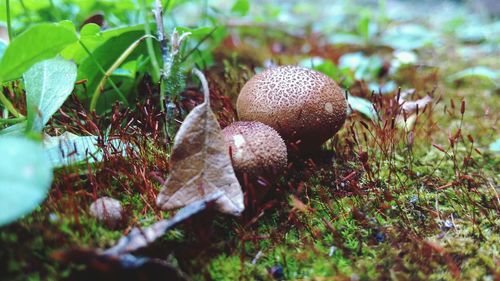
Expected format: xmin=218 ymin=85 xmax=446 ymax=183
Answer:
xmin=153 ymin=0 xmax=172 ymax=149
xmin=104 ymin=191 xmax=223 ymax=256
xmin=153 ymin=1 xmax=192 ymax=147
xmin=437 ymin=182 xmax=454 ymax=190
xmin=153 ymin=0 xmax=168 ymax=78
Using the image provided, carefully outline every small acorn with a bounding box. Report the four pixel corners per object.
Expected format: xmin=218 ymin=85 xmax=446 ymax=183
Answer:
xmin=221 ymin=121 xmax=287 ymax=179
xmin=237 ymin=65 xmax=347 ymax=150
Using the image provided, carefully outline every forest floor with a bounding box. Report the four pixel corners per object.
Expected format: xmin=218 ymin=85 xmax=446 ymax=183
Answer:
xmin=1 ymin=1 xmax=499 ymax=281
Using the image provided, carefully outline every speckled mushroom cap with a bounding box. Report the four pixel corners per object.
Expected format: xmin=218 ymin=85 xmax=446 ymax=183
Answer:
xmin=221 ymin=121 xmax=287 ymax=177
xmin=236 ymin=65 xmax=347 ymax=149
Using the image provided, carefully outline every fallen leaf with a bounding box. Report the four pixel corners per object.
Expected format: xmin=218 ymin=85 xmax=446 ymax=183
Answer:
xmin=396 ymin=88 xmax=432 ymax=112
xmin=347 ymin=94 xmax=378 ymax=120
xmin=53 ymin=192 xmax=221 ymax=281
xmin=448 ymin=66 xmax=499 ymax=85
xmin=53 ymin=250 xmax=190 ymax=281
xmin=156 ymin=69 xmax=244 ymax=215
xmin=106 ymin=191 xmax=222 ymax=256
xmin=43 ymin=132 xmax=129 ymax=168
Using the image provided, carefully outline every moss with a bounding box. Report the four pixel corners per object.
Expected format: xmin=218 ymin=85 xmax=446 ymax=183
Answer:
xmin=207 ymin=255 xmax=270 ymax=281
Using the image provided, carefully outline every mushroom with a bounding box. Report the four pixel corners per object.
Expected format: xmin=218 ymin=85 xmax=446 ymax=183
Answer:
xmin=236 ymin=65 xmax=347 ymax=150
xmin=90 ymin=197 xmax=124 ymax=229
xmin=221 ymin=121 xmax=287 ymax=178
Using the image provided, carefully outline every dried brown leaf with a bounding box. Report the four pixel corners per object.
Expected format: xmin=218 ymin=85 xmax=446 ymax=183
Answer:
xmin=107 ymin=191 xmax=223 ymax=256
xmin=156 ymin=69 xmax=244 ymax=215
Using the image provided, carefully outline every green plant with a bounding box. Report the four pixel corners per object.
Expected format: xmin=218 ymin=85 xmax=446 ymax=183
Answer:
xmin=0 ymin=136 xmax=52 ymax=226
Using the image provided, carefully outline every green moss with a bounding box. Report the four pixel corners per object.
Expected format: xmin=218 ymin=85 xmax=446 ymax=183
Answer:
xmin=207 ymin=255 xmax=270 ymax=281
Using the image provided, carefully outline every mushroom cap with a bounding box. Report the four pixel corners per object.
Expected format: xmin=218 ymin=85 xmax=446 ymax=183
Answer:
xmin=236 ymin=65 xmax=347 ymax=149
xmin=221 ymin=121 xmax=287 ymax=178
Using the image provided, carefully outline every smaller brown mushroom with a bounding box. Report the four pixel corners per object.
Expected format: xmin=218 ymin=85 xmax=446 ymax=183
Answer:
xmin=221 ymin=121 xmax=287 ymax=179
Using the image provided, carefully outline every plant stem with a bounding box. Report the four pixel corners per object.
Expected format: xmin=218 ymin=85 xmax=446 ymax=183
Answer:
xmin=19 ymin=0 xmax=31 ymax=24
xmin=153 ymin=0 xmax=168 ymax=111
xmin=140 ymin=0 xmax=160 ymax=81
xmin=89 ymin=35 xmax=153 ymax=111
xmin=48 ymin=0 xmax=60 ymax=21
xmin=6 ymin=0 xmax=13 ymax=41
xmin=0 ymin=116 xmax=25 ymax=124
xmin=0 ymin=90 xmax=21 ymax=118
xmin=203 ymin=0 xmax=208 ymax=25
xmin=79 ymin=41 xmax=128 ymax=111
xmin=153 ymin=0 xmax=171 ymax=149
xmin=154 ymin=0 xmax=168 ymax=69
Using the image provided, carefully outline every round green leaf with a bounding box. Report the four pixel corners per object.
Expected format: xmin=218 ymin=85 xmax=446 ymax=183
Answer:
xmin=0 ymin=137 xmax=53 ymax=226
xmin=24 ymin=58 xmax=77 ymax=132
xmin=0 ymin=22 xmax=78 ymax=82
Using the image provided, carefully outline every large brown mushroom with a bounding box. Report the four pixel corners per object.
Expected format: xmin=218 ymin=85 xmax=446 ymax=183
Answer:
xmin=236 ymin=65 xmax=347 ymax=150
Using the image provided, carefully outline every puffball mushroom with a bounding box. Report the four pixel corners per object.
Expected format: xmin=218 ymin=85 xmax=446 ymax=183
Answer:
xmin=221 ymin=121 xmax=287 ymax=178
xmin=90 ymin=197 xmax=124 ymax=229
xmin=237 ymin=65 xmax=347 ymax=149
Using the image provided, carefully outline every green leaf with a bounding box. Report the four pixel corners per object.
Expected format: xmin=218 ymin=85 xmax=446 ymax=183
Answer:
xmin=231 ymin=0 xmax=250 ymax=16
xmin=165 ymin=0 xmax=191 ymax=12
xmin=23 ymin=58 xmax=77 ymax=132
xmin=328 ymin=33 xmax=364 ymax=46
xmin=347 ymin=95 xmax=377 ymax=120
xmin=357 ymin=11 xmax=377 ymax=42
xmin=368 ymin=81 xmax=397 ymax=95
xmin=380 ymin=24 xmax=439 ymax=51
xmin=448 ymin=67 xmax=499 ymax=84
xmin=0 ymin=39 xmax=7 ymax=60
xmin=112 ymin=60 xmax=138 ymax=78
xmin=0 ymin=22 xmax=78 ymax=82
xmin=60 ymin=23 xmax=102 ymax=63
xmin=0 ymin=136 xmax=53 ymax=226
xmin=299 ymin=57 xmax=355 ymax=88
xmin=339 ymin=52 xmax=384 ymax=81
xmin=77 ymin=29 xmax=147 ymax=110
xmin=80 ymin=23 xmax=101 ymax=37
xmin=489 ymin=139 xmax=500 ymax=153
xmin=44 ymin=132 xmax=128 ymax=168
xmin=61 ymin=24 xmax=145 ymax=64
xmin=0 ymin=122 xmax=26 ymax=136
xmin=176 ymin=26 xmax=214 ymax=40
